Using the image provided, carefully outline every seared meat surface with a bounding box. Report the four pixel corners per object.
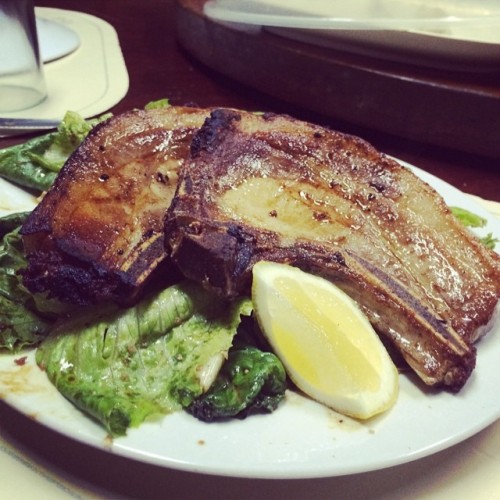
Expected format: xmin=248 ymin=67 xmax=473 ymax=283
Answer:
xmin=165 ymin=109 xmax=500 ymax=391
xmin=21 ymin=106 xmax=211 ymax=305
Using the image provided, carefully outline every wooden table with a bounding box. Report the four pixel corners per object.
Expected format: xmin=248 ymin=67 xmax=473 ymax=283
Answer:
xmin=1 ymin=1 xmax=499 ymax=498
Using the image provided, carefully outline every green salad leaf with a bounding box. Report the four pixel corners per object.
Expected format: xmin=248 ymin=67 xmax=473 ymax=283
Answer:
xmin=451 ymin=206 xmax=499 ymax=249
xmin=38 ymin=111 xmax=108 ymax=172
xmin=0 ymin=102 xmax=172 ymax=192
xmin=187 ymin=346 xmax=286 ymax=422
xmin=0 ymin=216 xmax=52 ymax=351
xmin=0 ymin=132 xmax=57 ymax=190
xmin=479 ymin=233 xmax=499 ymax=250
xmin=36 ymin=282 xmax=252 ymax=436
xmin=0 ymin=111 xmax=109 ymax=191
xmin=0 ymin=211 xmax=31 ymax=239
xmin=144 ymin=98 xmax=170 ymax=110
xmin=450 ymin=206 xmax=487 ymax=228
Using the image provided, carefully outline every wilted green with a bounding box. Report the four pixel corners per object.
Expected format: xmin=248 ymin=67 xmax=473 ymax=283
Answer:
xmin=0 ymin=219 xmax=52 ymax=351
xmin=188 ymin=346 xmax=286 ymax=421
xmin=36 ymin=282 xmax=253 ymax=436
xmin=0 ymin=111 xmax=109 ymax=191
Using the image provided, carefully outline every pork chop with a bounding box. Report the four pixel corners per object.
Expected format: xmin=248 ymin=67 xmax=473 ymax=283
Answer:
xmin=21 ymin=105 xmax=211 ymax=305
xmin=165 ymin=109 xmax=500 ymax=391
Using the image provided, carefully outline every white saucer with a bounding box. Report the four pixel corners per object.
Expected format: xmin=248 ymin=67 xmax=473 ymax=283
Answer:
xmin=37 ymin=17 xmax=80 ymax=63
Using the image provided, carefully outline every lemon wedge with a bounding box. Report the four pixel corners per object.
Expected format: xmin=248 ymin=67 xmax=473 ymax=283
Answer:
xmin=251 ymin=261 xmax=398 ymax=419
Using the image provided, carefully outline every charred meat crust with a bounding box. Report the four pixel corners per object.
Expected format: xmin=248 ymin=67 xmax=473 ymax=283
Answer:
xmin=165 ymin=108 xmax=500 ymax=391
xmin=21 ymin=106 xmax=212 ymax=305
xmin=191 ymin=108 xmax=241 ymax=158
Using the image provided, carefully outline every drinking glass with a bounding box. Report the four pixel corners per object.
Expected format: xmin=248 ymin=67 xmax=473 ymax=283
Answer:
xmin=0 ymin=0 xmax=47 ymax=112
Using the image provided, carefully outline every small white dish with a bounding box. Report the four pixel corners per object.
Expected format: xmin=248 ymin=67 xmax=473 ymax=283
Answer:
xmin=204 ymin=0 xmax=500 ymax=70
xmin=1 ymin=8 xmax=129 ymax=124
xmin=36 ymin=17 xmax=80 ymax=63
xmin=204 ymin=0 xmax=500 ymax=32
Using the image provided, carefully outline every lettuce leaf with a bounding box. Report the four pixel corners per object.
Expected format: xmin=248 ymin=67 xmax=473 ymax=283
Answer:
xmin=479 ymin=232 xmax=499 ymax=250
xmin=187 ymin=346 xmax=286 ymax=422
xmin=0 ymin=111 xmax=109 ymax=191
xmin=0 ymin=102 xmax=172 ymax=192
xmin=36 ymin=282 xmax=252 ymax=436
xmin=144 ymin=98 xmax=170 ymax=110
xmin=0 ymin=218 xmax=52 ymax=351
xmin=451 ymin=206 xmax=499 ymax=249
xmin=450 ymin=206 xmax=487 ymax=228
xmin=0 ymin=211 xmax=31 ymax=239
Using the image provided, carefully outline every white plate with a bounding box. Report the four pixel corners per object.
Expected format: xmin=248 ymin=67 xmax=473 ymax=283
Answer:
xmin=0 ymin=15 xmax=80 ymax=74
xmin=204 ymin=0 xmax=500 ymax=70
xmin=204 ymin=0 xmax=500 ymax=31
xmin=0 ymin=162 xmax=499 ymax=479
xmin=37 ymin=17 xmax=80 ymax=63
xmin=266 ymin=26 xmax=500 ymax=71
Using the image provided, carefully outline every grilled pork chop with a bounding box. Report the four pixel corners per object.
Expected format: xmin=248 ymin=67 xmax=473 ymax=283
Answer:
xmin=165 ymin=109 xmax=500 ymax=391
xmin=21 ymin=105 xmax=211 ymax=305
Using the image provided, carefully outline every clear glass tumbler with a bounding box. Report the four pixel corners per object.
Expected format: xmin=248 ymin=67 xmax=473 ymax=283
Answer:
xmin=0 ymin=0 xmax=47 ymax=112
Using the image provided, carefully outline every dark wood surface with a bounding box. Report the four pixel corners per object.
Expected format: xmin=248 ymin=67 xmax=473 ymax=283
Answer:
xmin=1 ymin=2 xmax=499 ymax=498
xmin=177 ymin=0 xmax=500 ymax=160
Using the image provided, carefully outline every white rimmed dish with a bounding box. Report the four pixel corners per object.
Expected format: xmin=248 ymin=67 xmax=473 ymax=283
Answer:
xmin=37 ymin=17 xmax=80 ymax=63
xmin=0 ymin=161 xmax=498 ymax=479
xmin=204 ymin=0 xmax=500 ymax=70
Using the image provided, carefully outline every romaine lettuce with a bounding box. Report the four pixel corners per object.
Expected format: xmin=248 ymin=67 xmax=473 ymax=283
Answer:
xmin=0 ymin=211 xmax=31 ymax=239
xmin=0 ymin=217 xmax=52 ymax=351
xmin=187 ymin=346 xmax=286 ymax=422
xmin=0 ymin=111 xmax=109 ymax=191
xmin=450 ymin=206 xmax=487 ymax=228
xmin=36 ymin=282 xmax=253 ymax=436
xmin=451 ymin=206 xmax=499 ymax=249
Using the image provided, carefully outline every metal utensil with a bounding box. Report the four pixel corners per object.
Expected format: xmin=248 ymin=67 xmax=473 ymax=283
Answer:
xmin=0 ymin=117 xmax=60 ymax=137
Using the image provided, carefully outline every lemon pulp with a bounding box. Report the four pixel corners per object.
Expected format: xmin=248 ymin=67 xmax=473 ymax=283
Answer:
xmin=252 ymin=261 xmax=398 ymax=419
